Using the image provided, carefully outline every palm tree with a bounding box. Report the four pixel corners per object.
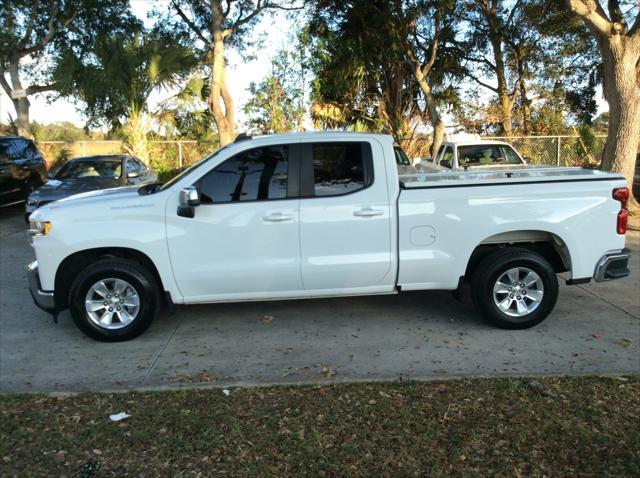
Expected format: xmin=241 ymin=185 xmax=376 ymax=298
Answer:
xmin=54 ymin=30 xmax=197 ymax=162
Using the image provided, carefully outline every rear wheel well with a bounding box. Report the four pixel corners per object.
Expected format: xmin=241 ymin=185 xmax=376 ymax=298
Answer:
xmin=464 ymin=233 xmax=570 ymax=282
xmin=55 ymin=248 xmax=164 ymax=310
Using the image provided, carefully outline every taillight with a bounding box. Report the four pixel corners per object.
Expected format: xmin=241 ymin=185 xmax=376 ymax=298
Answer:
xmin=612 ymin=187 xmax=629 ymax=234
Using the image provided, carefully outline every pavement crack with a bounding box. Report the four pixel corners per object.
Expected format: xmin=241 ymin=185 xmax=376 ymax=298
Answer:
xmin=576 ymin=284 xmax=640 ymax=320
xmin=141 ymin=317 xmax=182 ymax=385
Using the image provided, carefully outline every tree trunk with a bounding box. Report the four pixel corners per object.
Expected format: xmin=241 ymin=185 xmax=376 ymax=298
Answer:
xmin=13 ymin=97 xmax=30 ymax=137
xmin=208 ymin=1 xmax=236 ymax=147
xmin=515 ymin=49 xmax=532 ymax=134
xmin=8 ymin=56 xmax=31 ymax=137
xmin=599 ymin=38 xmax=640 ymax=211
xmin=482 ymin=1 xmax=513 ymax=136
xmin=411 ymin=60 xmax=446 ymax=157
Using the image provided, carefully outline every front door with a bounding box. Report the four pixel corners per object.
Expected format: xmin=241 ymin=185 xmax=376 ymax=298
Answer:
xmin=166 ymin=144 xmax=303 ymax=302
xmin=298 ymin=140 xmax=394 ymax=293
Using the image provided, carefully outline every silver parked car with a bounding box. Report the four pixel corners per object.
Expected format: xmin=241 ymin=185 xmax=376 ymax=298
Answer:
xmin=25 ymin=154 xmax=157 ymax=222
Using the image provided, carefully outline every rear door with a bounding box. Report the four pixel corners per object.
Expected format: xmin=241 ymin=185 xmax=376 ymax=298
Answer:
xmin=298 ymin=139 xmax=394 ymax=292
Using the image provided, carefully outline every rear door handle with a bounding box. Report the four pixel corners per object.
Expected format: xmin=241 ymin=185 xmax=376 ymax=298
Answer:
xmin=263 ymin=212 xmax=294 ymax=222
xmin=353 ymin=207 xmax=384 ymax=217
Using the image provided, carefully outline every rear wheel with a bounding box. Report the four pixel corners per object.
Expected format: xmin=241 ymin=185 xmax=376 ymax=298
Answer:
xmin=471 ymin=248 xmax=558 ymax=329
xmin=69 ymin=258 xmax=160 ymax=341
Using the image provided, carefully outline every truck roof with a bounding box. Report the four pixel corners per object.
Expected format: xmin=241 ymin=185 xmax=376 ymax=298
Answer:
xmin=443 ymin=139 xmax=513 ymax=147
xmin=245 ymin=131 xmax=394 ymax=142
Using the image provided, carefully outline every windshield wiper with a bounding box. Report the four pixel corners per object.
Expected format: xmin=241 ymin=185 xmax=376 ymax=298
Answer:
xmin=138 ymin=182 xmax=163 ymax=196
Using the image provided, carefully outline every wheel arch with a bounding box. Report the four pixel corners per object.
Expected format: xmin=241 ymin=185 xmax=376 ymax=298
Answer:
xmin=54 ymin=247 xmax=165 ymax=311
xmin=463 ymin=230 xmax=572 ymax=281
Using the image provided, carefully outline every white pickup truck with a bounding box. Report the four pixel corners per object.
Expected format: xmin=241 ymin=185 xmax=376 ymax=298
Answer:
xmin=27 ymin=132 xmax=631 ymax=341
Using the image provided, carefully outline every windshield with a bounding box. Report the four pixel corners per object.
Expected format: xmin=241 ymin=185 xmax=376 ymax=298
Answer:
xmin=458 ymin=145 xmax=523 ymax=167
xmin=55 ymin=160 xmax=122 ymax=180
xmin=159 ymin=144 xmax=232 ymax=191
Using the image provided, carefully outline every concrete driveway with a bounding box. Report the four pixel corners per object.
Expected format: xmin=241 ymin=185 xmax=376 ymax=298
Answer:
xmin=1 ymin=204 xmax=638 ymax=392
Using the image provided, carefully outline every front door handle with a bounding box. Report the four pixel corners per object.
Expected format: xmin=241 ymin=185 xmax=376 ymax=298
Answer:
xmin=263 ymin=212 xmax=294 ymax=222
xmin=353 ymin=207 xmax=384 ymax=217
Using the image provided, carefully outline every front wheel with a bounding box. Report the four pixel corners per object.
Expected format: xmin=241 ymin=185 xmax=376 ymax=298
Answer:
xmin=69 ymin=258 xmax=160 ymax=341
xmin=471 ymin=248 xmax=559 ymax=329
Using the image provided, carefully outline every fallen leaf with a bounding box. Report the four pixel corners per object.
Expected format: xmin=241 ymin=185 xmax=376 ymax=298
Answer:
xmin=615 ymin=338 xmax=632 ymax=347
xmin=591 ymin=333 xmax=602 ymax=339
xmin=54 ymin=450 xmax=67 ymax=464
xmin=262 ymin=315 xmax=274 ymax=325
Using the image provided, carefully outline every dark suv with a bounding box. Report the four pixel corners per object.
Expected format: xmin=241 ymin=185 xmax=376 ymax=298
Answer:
xmin=0 ymin=137 xmax=47 ymax=207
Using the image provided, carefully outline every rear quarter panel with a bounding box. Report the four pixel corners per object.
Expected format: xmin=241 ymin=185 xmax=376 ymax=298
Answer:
xmin=398 ymin=178 xmax=628 ymax=289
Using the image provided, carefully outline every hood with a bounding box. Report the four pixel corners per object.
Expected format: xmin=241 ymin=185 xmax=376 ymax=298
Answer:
xmin=32 ymin=178 xmax=124 ymax=202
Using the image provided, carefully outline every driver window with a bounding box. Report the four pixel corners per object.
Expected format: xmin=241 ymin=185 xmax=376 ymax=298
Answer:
xmin=198 ymin=145 xmax=289 ymax=204
xmin=440 ymin=146 xmax=453 ymax=168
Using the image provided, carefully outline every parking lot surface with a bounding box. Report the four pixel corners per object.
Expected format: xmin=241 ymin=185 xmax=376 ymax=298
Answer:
xmin=1 ymin=204 xmax=638 ymax=392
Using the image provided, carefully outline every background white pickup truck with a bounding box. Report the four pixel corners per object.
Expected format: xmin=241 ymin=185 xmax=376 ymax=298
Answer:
xmin=419 ymin=135 xmax=527 ymax=171
xmin=27 ymin=132 xmax=631 ymax=341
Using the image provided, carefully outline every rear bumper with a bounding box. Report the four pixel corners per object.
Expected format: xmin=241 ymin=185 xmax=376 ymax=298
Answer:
xmin=27 ymin=260 xmax=56 ymax=314
xmin=594 ymin=248 xmax=631 ymax=282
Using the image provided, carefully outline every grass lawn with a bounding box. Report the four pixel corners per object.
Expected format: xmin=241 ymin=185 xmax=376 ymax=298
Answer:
xmin=1 ymin=377 xmax=638 ymax=477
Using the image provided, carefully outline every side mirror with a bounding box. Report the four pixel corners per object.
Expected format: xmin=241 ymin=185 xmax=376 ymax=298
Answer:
xmin=523 ymin=156 xmax=531 ymax=164
xmin=179 ymin=186 xmax=200 ymax=206
xmin=178 ymin=186 xmax=200 ymax=218
xmin=127 ymin=171 xmax=140 ymax=179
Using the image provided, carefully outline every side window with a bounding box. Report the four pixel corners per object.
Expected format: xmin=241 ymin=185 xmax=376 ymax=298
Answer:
xmin=394 ymin=146 xmax=411 ymax=166
xmin=440 ymin=146 xmax=454 ymax=168
xmin=0 ymin=139 xmax=32 ymax=162
xmin=125 ymin=158 xmax=141 ymax=174
xmin=199 ymin=145 xmax=288 ymax=203
xmin=501 ymin=146 xmax=522 ymax=163
xmin=311 ymin=142 xmax=371 ymax=197
xmin=436 ymin=144 xmax=445 ymax=160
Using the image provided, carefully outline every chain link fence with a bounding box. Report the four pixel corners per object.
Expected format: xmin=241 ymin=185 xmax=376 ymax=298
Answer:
xmin=485 ymin=136 xmax=606 ymax=167
xmin=36 ymin=140 xmax=220 ymax=181
xmin=37 ymin=135 xmax=607 ymax=178
xmin=398 ymin=135 xmax=607 ymax=167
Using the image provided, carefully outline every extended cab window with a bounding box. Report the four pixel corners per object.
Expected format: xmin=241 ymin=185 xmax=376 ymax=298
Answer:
xmin=199 ymin=145 xmax=288 ymax=203
xmin=311 ymin=142 xmax=372 ymax=197
xmin=394 ymin=146 xmax=411 ymax=166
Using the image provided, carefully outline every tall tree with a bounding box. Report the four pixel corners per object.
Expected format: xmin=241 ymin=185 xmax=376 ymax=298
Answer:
xmin=54 ymin=31 xmax=197 ymax=161
xmin=404 ymin=0 xmax=461 ymax=156
xmin=168 ymin=0 xmax=303 ymax=146
xmin=308 ymin=0 xmax=419 ymax=139
xmin=243 ymin=49 xmax=306 ymax=133
xmin=565 ymin=0 xmax=640 ymax=206
xmin=0 ymin=0 xmax=139 ymax=136
xmin=308 ymin=0 xmax=461 ymax=155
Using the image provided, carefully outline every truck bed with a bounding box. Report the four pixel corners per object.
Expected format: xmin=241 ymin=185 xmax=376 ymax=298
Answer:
xmin=399 ymin=166 xmax=624 ymax=189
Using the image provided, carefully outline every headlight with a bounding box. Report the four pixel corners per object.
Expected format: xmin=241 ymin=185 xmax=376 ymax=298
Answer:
xmin=29 ymin=220 xmax=51 ymax=236
xmin=27 ymin=197 xmax=38 ymax=206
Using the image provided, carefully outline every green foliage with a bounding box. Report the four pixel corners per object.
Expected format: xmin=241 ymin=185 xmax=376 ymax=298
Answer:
xmin=155 ymin=76 xmax=219 ymax=142
xmin=27 ymin=122 xmax=94 ymax=142
xmin=53 ymin=29 xmax=198 ymax=129
xmin=243 ymin=49 xmax=306 ymax=134
xmin=307 ymin=0 xmax=462 ymax=140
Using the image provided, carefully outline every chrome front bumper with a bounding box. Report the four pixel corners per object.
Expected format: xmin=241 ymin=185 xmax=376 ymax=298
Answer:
xmin=27 ymin=260 xmax=56 ymax=314
xmin=594 ymin=248 xmax=632 ymax=282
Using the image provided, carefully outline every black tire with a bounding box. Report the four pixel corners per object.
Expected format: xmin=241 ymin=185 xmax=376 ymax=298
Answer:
xmin=68 ymin=258 xmax=160 ymax=341
xmin=471 ymin=248 xmax=558 ymax=329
